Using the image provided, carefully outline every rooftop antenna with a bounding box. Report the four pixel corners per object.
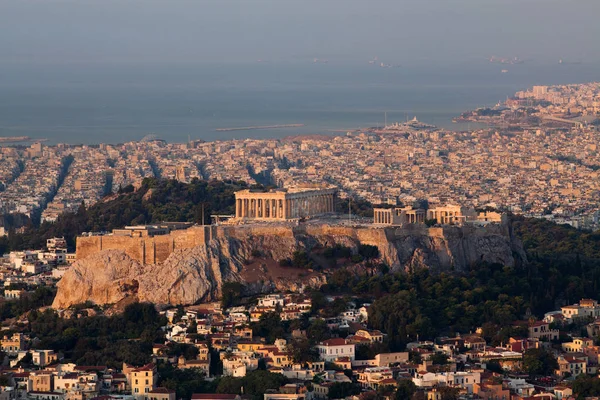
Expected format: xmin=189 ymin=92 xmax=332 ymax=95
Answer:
xmin=188 ymin=134 xmax=191 ymax=143
xmin=384 ymin=111 xmax=387 ymax=128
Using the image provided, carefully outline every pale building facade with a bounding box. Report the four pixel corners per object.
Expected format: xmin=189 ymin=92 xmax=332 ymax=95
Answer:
xmin=129 ymin=363 xmax=157 ymax=398
xmin=234 ymin=187 xmax=335 ymax=220
xmin=373 ymin=206 xmax=426 ymax=225
xmin=316 ymin=338 xmax=355 ymax=362
xmin=374 ymin=204 xmax=503 ymax=226
xmin=427 ymin=205 xmax=478 ymax=225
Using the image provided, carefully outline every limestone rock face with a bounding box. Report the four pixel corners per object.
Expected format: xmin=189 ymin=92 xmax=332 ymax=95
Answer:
xmin=53 ymin=222 xmax=526 ymax=309
xmin=52 ymin=238 xmax=323 ymax=309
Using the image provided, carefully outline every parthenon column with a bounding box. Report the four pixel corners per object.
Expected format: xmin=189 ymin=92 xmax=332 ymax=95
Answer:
xmin=271 ymin=199 xmax=276 ymax=219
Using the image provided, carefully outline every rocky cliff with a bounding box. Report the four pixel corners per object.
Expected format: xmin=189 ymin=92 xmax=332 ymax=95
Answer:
xmin=53 ymin=222 xmax=526 ymax=309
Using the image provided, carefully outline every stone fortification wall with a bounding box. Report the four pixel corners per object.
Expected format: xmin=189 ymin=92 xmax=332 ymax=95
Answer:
xmin=76 ymin=221 xmax=523 ymax=273
xmin=76 ymin=226 xmax=211 ymax=264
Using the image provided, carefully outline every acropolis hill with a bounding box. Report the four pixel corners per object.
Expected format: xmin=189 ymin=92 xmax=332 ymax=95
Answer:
xmin=56 ymin=217 xmax=526 ymax=309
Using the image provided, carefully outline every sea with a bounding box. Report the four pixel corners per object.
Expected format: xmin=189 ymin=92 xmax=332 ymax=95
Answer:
xmin=0 ymin=61 xmax=599 ymax=145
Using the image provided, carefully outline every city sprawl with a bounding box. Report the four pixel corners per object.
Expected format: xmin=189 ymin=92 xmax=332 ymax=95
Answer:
xmin=1 ymin=83 xmax=600 ymax=229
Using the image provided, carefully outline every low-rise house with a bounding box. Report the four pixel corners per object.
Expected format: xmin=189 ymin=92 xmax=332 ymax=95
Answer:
xmin=1 ymin=333 xmax=25 ymax=355
xmin=177 ymin=357 xmax=210 ymax=377
xmin=28 ymin=372 xmax=54 ymax=392
xmin=503 ymin=378 xmax=535 ymax=397
xmin=353 ymin=329 xmax=384 ymax=343
xmin=412 ymin=371 xmax=481 ymax=394
xmin=146 ymin=387 xmax=176 ymax=400
xmin=129 ymin=363 xmax=157 ymax=398
xmin=553 ymin=386 xmax=573 ymax=400
xmin=556 ymin=355 xmax=587 ymax=377
xmin=463 ymin=335 xmax=486 ymax=351
xmin=357 ymin=367 xmax=395 ymax=390
xmin=316 ymin=338 xmax=355 ymax=362
xmin=562 ymin=337 xmax=593 ymax=352
xmin=528 ymin=321 xmax=559 ymax=341
xmin=472 ymin=383 xmax=510 ymax=400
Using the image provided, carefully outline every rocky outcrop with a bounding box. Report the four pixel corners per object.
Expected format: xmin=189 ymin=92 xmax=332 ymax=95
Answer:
xmin=53 ymin=222 xmax=525 ymax=309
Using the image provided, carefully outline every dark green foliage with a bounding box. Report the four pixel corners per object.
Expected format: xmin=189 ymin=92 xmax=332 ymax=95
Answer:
xmin=327 ymin=382 xmax=362 ymax=399
xmin=0 ymin=178 xmax=252 ymax=251
xmin=278 ymin=258 xmax=292 ymax=267
xmin=395 ymin=379 xmax=416 ymax=400
xmin=216 ymin=370 xmax=288 ymax=400
xmin=437 ymin=386 xmax=460 ymax=400
xmin=25 ymin=303 xmax=166 ymax=369
xmin=252 ymin=312 xmax=286 ymax=344
xmin=362 ymin=265 xmax=529 ymax=350
xmin=0 ymin=375 xmax=10 ymax=386
xmin=572 ymin=375 xmax=600 ymax=400
xmin=221 ymin=282 xmax=245 ymax=309
xmin=512 ymin=215 xmax=600 ymax=310
xmin=306 ymin=319 xmax=331 ymax=344
xmin=335 ymin=197 xmax=373 ymax=218
xmin=158 ymin=363 xmax=216 ymax=399
xmin=486 ymin=361 xmax=504 ymax=374
xmin=355 ymin=342 xmax=388 ymax=361
xmin=287 ymin=337 xmax=319 ymax=364
xmin=522 ymin=348 xmax=558 ymax=376
xmin=431 ymin=352 xmax=449 ymax=365
xmin=166 ymin=343 xmax=199 ymax=360
xmin=358 ymin=244 xmax=379 ymax=260
xmin=0 ymin=286 xmax=56 ymax=320
xmin=323 ymin=245 xmax=353 ymax=259
xmin=309 ymin=291 xmax=328 ymax=315
xmin=16 ymin=352 xmax=33 ymax=368
xmin=291 ymin=251 xmax=314 ymax=269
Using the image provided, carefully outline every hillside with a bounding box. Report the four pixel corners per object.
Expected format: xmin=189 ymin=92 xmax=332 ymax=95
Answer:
xmin=53 ymin=222 xmax=523 ymax=309
xmin=0 ymin=178 xmax=253 ymax=252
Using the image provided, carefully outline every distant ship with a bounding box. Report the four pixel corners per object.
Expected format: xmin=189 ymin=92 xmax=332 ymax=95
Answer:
xmin=559 ymin=59 xmax=582 ymax=65
xmin=501 ymin=69 xmax=509 ymax=74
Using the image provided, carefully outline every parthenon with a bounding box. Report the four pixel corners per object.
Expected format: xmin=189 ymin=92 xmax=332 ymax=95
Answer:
xmin=234 ymin=187 xmax=336 ymax=220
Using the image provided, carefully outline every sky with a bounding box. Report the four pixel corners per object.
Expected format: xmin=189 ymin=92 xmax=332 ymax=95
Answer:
xmin=0 ymin=0 xmax=599 ymax=66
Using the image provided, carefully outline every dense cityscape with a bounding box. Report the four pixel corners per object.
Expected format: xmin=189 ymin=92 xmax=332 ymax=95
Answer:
xmin=1 ymin=83 xmax=600 ymax=231
xmin=0 ymin=78 xmax=598 ymax=400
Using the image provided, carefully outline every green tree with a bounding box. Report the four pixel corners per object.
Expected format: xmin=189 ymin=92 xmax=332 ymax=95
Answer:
xmin=307 ymin=319 xmax=331 ymax=344
xmin=522 ymin=348 xmax=558 ymax=376
xmin=287 ymin=338 xmax=319 ymax=364
xmin=572 ymin=375 xmax=600 ymax=399
xmin=327 ymin=382 xmax=361 ymax=399
xmin=252 ymin=312 xmax=285 ymax=343
xmin=395 ymin=379 xmax=416 ymax=400
xmin=221 ymin=282 xmax=245 ymax=309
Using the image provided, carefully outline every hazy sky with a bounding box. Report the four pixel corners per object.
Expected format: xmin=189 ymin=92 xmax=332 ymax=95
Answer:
xmin=1 ymin=0 xmax=599 ymax=65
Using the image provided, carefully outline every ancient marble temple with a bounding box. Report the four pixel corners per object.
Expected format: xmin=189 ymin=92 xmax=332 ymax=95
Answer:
xmin=234 ymin=187 xmax=336 ymax=220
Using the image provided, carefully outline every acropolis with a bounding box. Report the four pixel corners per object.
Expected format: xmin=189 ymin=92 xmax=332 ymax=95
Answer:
xmin=234 ymin=187 xmax=336 ymax=220
xmin=373 ymin=205 xmax=504 ymax=226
